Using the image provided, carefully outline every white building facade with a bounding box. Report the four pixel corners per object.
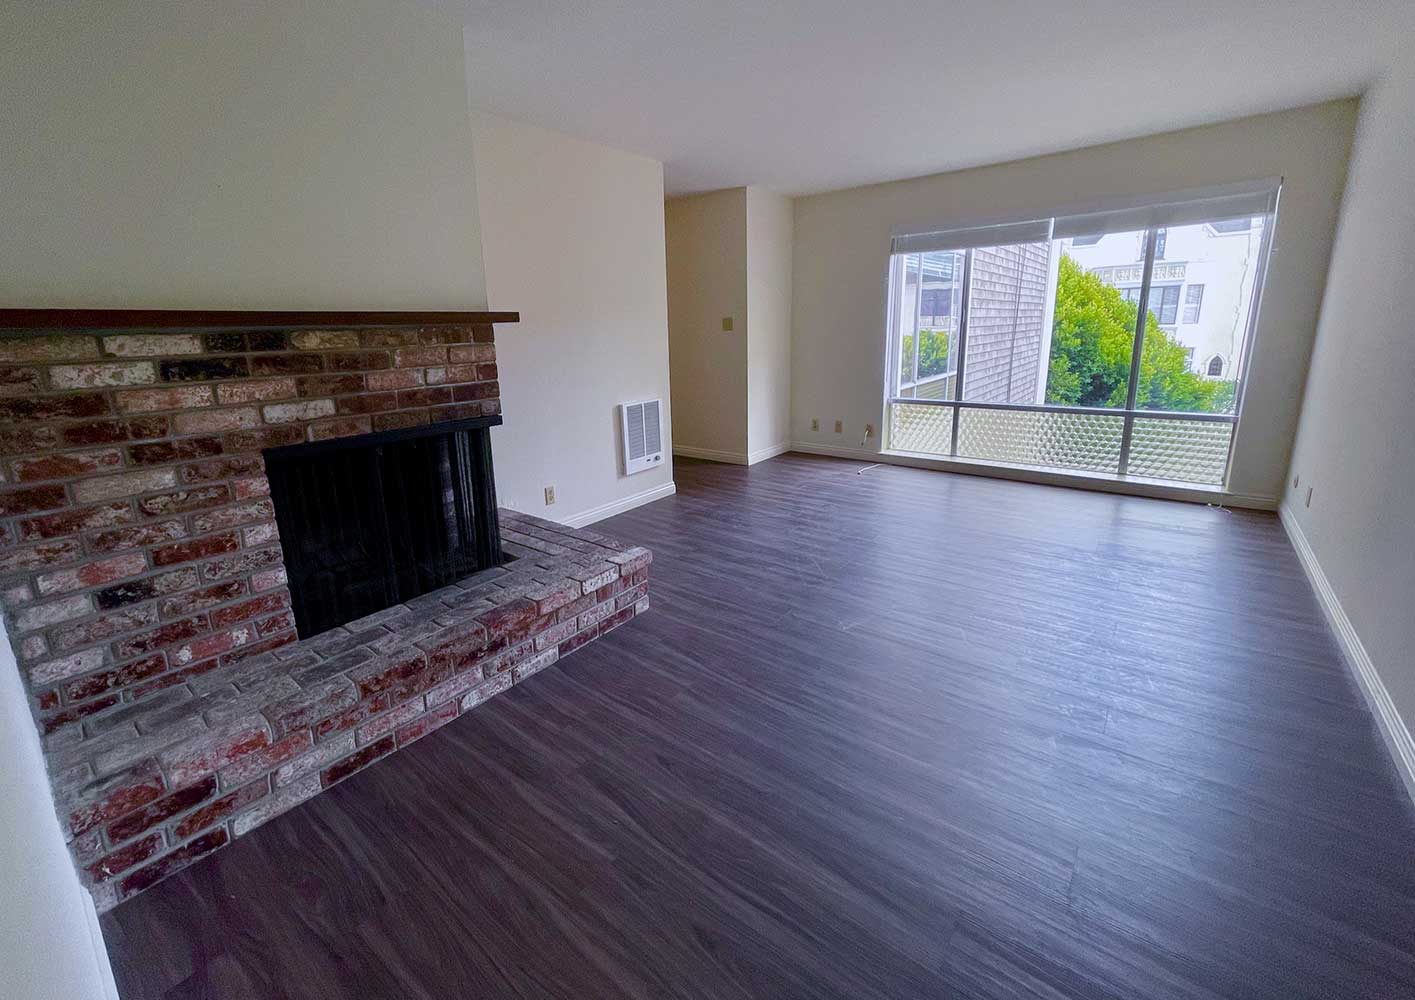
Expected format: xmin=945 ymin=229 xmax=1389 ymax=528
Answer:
xmin=1062 ymin=218 xmax=1266 ymax=381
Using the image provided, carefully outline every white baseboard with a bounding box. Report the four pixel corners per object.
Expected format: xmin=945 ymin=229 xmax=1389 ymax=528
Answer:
xmin=673 ymin=445 xmax=748 ymax=465
xmin=83 ymin=883 xmax=120 ymax=1000
xmin=561 ymin=480 xmax=676 ymax=528
xmin=789 ymin=441 xmax=879 ymax=462
xmin=787 ymin=441 xmax=1279 ymax=510
xmin=746 ymin=442 xmax=791 ymax=465
xmin=1281 ymin=505 xmax=1415 ymax=804
xmin=675 ymin=443 xmax=791 ymax=466
xmin=1221 ymin=492 xmax=1282 ymax=511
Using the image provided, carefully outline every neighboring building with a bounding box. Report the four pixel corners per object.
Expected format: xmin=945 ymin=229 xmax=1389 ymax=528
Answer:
xmin=896 ymin=244 xmax=1055 ymax=404
xmin=1062 ymin=218 xmax=1265 ymax=380
xmin=895 ymin=251 xmax=961 ymax=400
xmin=962 ymin=242 xmax=1054 ymax=404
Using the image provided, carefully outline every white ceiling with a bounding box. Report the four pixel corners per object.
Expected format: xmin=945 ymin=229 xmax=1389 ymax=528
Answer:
xmin=453 ymin=0 xmax=1413 ymax=197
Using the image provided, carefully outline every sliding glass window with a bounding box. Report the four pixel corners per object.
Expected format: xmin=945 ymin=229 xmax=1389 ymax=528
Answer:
xmin=884 ymin=181 xmax=1277 ymax=488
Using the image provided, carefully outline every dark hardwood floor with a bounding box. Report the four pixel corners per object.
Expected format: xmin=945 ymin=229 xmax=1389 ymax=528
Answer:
xmin=102 ymin=455 xmax=1415 ymax=999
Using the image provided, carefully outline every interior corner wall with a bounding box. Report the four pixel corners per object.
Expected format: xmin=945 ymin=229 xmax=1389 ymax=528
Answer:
xmin=0 ymin=0 xmax=487 ymax=310
xmin=666 ymin=189 xmax=750 ymax=460
xmin=1282 ymin=64 xmax=1415 ymax=771
xmin=0 ymin=619 xmax=118 ymax=1000
xmin=745 ymin=188 xmax=795 ymax=461
xmin=468 ymin=111 xmax=674 ymax=525
xmin=789 ymin=100 xmax=1358 ymax=503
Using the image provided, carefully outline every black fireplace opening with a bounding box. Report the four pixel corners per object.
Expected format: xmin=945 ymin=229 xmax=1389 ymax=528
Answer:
xmin=264 ymin=416 xmax=504 ymax=637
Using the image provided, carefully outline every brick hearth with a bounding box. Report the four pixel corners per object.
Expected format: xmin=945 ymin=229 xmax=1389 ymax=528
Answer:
xmin=0 ymin=316 xmax=652 ymax=908
xmin=58 ymin=512 xmax=650 ymax=910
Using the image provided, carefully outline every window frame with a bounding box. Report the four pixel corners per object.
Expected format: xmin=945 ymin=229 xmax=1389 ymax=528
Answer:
xmin=881 ymin=188 xmax=1278 ymax=490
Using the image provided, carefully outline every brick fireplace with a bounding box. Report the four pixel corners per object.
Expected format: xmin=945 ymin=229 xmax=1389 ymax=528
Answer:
xmin=0 ymin=311 xmax=651 ymax=910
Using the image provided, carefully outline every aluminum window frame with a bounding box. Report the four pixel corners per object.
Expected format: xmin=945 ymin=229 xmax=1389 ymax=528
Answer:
xmin=882 ymin=195 xmax=1278 ymax=491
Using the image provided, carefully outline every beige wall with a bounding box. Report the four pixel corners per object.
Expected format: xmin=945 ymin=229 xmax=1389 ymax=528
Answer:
xmin=746 ymin=187 xmax=795 ymax=460
xmin=790 ymin=101 xmax=1358 ymax=503
xmin=666 ymin=186 xmax=793 ymax=463
xmin=0 ymin=0 xmax=487 ymax=310
xmin=0 ymin=620 xmax=117 ymax=1000
xmin=470 ymin=112 xmax=674 ymax=525
xmin=666 ymin=190 xmax=750 ymax=459
xmin=1283 ymin=66 xmax=1415 ymax=792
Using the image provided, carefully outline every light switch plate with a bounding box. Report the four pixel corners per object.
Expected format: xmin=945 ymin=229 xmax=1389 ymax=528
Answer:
xmin=721 ymin=317 xmax=734 ymax=332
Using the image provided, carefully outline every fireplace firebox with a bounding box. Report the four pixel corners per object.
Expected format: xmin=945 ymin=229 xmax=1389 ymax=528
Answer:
xmin=264 ymin=416 xmax=504 ymax=637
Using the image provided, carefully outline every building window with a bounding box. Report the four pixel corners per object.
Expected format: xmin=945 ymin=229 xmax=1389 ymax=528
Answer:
xmin=1149 ymin=284 xmax=1180 ymax=325
xmin=1209 ymin=218 xmax=1252 ymax=234
xmin=1121 ymin=284 xmax=1180 ymax=325
xmin=1207 ymin=355 xmax=1225 ymax=377
xmin=1183 ymin=284 xmax=1204 ymax=324
xmin=919 ymin=288 xmax=954 ymax=319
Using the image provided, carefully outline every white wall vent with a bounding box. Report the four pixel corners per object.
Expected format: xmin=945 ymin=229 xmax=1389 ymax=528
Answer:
xmin=620 ymin=399 xmax=664 ymax=475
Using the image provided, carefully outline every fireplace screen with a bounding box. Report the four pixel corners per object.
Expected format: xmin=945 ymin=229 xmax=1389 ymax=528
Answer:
xmin=264 ymin=418 xmax=503 ymax=637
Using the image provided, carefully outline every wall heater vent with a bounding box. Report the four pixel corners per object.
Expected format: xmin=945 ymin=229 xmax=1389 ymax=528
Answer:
xmin=620 ymin=399 xmax=664 ymax=475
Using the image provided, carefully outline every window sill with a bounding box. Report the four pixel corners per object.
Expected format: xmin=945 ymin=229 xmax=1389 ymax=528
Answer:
xmin=870 ymin=447 xmax=1260 ymax=506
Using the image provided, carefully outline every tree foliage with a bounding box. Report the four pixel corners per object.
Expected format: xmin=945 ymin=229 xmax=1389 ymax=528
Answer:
xmin=1046 ymin=256 xmax=1233 ymax=412
xmin=899 ymin=328 xmax=953 ymax=382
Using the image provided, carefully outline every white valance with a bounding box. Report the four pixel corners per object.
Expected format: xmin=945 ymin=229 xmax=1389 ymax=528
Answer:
xmin=891 ymin=218 xmax=1051 ymax=255
xmin=891 ymin=177 xmax=1281 ymax=254
xmin=1052 ymin=178 xmax=1281 ymax=239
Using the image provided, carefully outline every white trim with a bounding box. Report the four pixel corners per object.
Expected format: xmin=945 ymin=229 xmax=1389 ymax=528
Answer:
xmin=746 ymin=442 xmax=791 ymax=465
xmin=83 ymin=885 xmax=120 ymax=999
xmin=1280 ymin=506 xmax=1415 ymax=804
xmin=790 ymin=441 xmax=879 ymax=461
xmin=560 ymin=481 xmax=676 ymax=528
xmin=787 ymin=442 xmax=1279 ymax=510
xmin=673 ymin=445 xmax=749 ymax=465
xmin=1221 ymin=491 xmax=1282 ymax=511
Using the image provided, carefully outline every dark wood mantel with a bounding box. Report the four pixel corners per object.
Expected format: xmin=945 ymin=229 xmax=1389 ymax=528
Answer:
xmin=0 ymin=309 xmax=519 ymax=332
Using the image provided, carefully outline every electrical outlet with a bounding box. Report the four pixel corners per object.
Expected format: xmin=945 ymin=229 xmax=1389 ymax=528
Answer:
xmin=810 ymin=418 xmax=819 ymax=431
xmin=544 ymin=486 xmax=556 ymax=506
xmin=1305 ymin=486 xmax=1313 ymax=508
xmin=833 ymin=419 xmax=843 ymax=434
xmin=721 ymin=316 xmax=734 ymax=332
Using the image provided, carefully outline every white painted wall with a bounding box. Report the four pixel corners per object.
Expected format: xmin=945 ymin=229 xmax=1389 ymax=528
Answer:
xmin=0 ymin=621 xmax=118 ymax=1000
xmin=1283 ymin=65 xmax=1415 ymax=788
xmin=469 ymin=111 xmax=674 ymax=525
xmin=746 ymin=188 xmax=794 ymax=460
xmin=790 ymin=101 xmax=1358 ymax=503
xmin=665 ymin=189 xmax=750 ymax=459
xmin=0 ymin=0 xmax=487 ymax=310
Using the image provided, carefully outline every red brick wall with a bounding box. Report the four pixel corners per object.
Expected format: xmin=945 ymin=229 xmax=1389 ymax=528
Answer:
xmin=0 ymin=324 xmax=502 ymax=738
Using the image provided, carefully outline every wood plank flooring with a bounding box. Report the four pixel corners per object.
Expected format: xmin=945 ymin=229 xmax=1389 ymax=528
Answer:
xmin=102 ymin=455 xmax=1415 ymax=999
